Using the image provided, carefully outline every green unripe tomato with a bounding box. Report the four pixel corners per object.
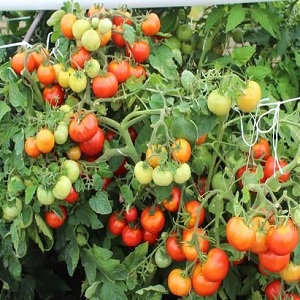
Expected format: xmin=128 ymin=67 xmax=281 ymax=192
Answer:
xmin=36 ymin=185 xmax=55 ymax=205
xmin=152 ymin=166 xmax=173 ymax=186
xmin=134 ymin=161 xmax=153 ymax=185
xmin=173 ymin=163 xmax=191 ymax=184
xmin=2 ymin=198 xmax=22 ymax=221
xmin=154 ymin=246 xmax=172 ymax=268
xmin=207 ymin=90 xmax=232 ymax=117
xmin=72 ymin=19 xmax=91 ymax=40
xmin=52 ymin=175 xmax=72 ymax=200
xmin=62 ymin=159 xmax=80 ymax=183
xmin=54 ymin=122 xmax=69 ymax=145
xmin=176 ymin=24 xmax=193 ymax=42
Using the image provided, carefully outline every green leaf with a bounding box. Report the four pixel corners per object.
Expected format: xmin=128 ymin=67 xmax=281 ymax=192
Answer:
xmin=124 ymin=242 xmax=148 ymax=271
xmin=231 ymin=46 xmax=256 ymax=67
xmin=25 ymin=185 xmax=37 ymax=204
xmin=120 ymin=185 xmax=134 ymax=205
xmin=74 ymin=202 xmax=104 ymax=229
xmin=222 ymin=267 xmax=241 ymax=300
xmin=84 ymin=281 xmax=101 ymax=299
xmin=89 ymin=191 xmax=112 ymax=215
xmin=250 ymin=8 xmax=279 ymax=38
xmin=180 ymin=70 xmax=196 ymax=91
xmin=34 ymin=214 xmax=54 ymax=251
xmin=154 ymin=185 xmax=172 ymax=203
xmin=225 ymin=4 xmax=246 ymax=32
xmin=136 ymin=284 xmax=168 ymax=295
xmin=100 ymin=281 xmax=128 ymax=300
xmin=204 ymin=6 xmax=225 ymax=33
xmin=246 ymin=65 xmax=271 ymax=81
xmin=9 ymin=82 xmax=27 ymax=110
xmin=171 ymin=116 xmax=198 ymax=146
xmin=148 ymin=45 xmax=179 ymax=80
xmin=123 ymin=24 xmax=136 ymax=45
xmin=46 ymin=9 xmax=65 ymax=26
xmin=0 ymin=101 xmax=11 ymax=122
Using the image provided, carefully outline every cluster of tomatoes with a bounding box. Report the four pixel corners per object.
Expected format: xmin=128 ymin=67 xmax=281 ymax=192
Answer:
xmin=134 ymin=138 xmax=192 ymax=187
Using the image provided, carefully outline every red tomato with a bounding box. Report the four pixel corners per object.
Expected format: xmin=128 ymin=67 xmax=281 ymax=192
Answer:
xmin=264 ymin=156 xmax=290 ymax=182
xmin=258 ymin=250 xmax=290 ymax=273
xmin=184 ymin=200 xmax=205 ymax=228
xmin=236 ymin=165 xmax=266 ymax=188
xmin=37 ymin=64 xmax=56 ymax=85
xmin=107 ymin=212 xmax=127 ymax=235
xmin=251 ymin=138 xmax=271 ymax=161
xmin=125 ymin=40 xmax=150 ymax=63
xmin=128 ymin=126 xmax=138 ymax=143
xmin=64 ymin=186 xmax=79 ymax=203
xmin=69 ymin=113 xmax=98 ymax=143
xmin=123 ymin=206 xmax=138 ymax=222
xmin=111 ymin=25 xmax=126 ymax=47
xmin=121 ymin=225 xmax=142 ymax=247
xmin=266 ymin=218 xmax=299 ymax=256
xmin=42 ymin=84 xmax=65 ymax=107
xmin=192 ymin=262 xmax=221 ymax=296
xmin=101 ymin=177 xmax=113 ymax=191
xmin=45 ymin=206 xmax=67 ymax=229
xmin=166 ymin=233 xmax=186 ymax=262
xmin=182 ymin=228 xmax=209 ymax=261
xmin=78 ymin=127 xmax=105 ymax=157
xmin=107 ymin=60 xmax=131 ymax=83
xmin=140 ymin=206 xmax=165 ymax=234
xmin=130 ymin=65 xmax=146 ymax=79
xmin=142 ymin=229 xmax=160 ymax=245
xmin=226 ymin=216 xmax=256 ymax=251
xmin=265 ymin=279 xmax=283 ymax=300
xmin=249 ymin=216 xmax=270 ymax=254
xmin=112 ymin=11 xmax=132 ymax=26
xmin=105 ymin=129 xmax=116 ymax=141
xmin=70 ymin=47 xmax=90 ymax=69
xmin=113 ymin=158 xmax=127 ymax=176
xmin=92 ymin=72 xmax=119 ymax=98
xmin=202 ymin=248 xmax=230 ymax=282
xmin=162 ymin=186 xmax=181 ymax=212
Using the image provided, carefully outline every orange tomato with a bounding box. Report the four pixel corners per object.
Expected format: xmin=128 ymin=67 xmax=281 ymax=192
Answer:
xmin=60 ymin=13 xmax=77 ymax=39
xmin=145 ymin=144 xmax=167 ymax=168
xmin=24 ymin=137 xmax=41 ymax=158
xmin=35 ymin=128 xmax=55 ymax=153
xmin=171 ymin=138 xmax=192 ymax=163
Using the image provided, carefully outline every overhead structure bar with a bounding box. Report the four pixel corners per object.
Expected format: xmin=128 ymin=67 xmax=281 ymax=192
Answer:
xmin=0 ymin=0 xmax=280 ymax=10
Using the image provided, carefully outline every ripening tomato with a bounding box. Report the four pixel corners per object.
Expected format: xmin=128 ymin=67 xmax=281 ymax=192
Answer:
xmin=107 ymin=212 xmax=127 ymax=235
xmin=52 ymin=175 xmax=72 ymax=200
xmin=107 ymin=60 xmax=131 ymax=83
xmin=11 ymin=51 xmax=36 ymax=74
xmin=72 ymin=19 xmax=91 ymax=40
xmin=265 ymin=279 xmax=283 ymax=300
xmin=192 ymin=262 xmax=221 ymax=296
xmin=70 ymin=47 xmax=90 ymax=69
xmin=196 ymin=134 xmax=207 ymax=145
xmin=69 ymin=113 xmax=98 ymax=143
xmin=236 ymin=80 xmax=261 ymax=113
xmin=69 ymin=70 xmax=88 ymax=93
xmin=112 ymin=10 xmax=132 ymax=25
xmin=54 ymin=122 xmax=69 ymax=145
xmin=32 ymin=48 xmax=49 ymax=68
xmin=202 ymin=248 xmax=230 ymax=282
xmin=25 ymin=137 xmax=41 ymax=158
xmin=183 ymin=200 xmax=205 ymax=228
xmin=236 ymin=165 xmax=266 ymax=188
xmin=258 ymin=250 xmax=290 ymax=273
xmin=125 ymin=40 xmax=150 ymax=63
xmin=140 ymin=206 xmax=165 ymax=234
xmin=266 ymin=218 xmax=299 ymax=256
xmin=141 ymin=13 xmax=161 ymax=37
xmin=162 ymin=186 xmax=181 ymax=212
xmin=111 ymin=25 xmax=126 ymax=47
xmin=36 ymin=185 xmax=55 ymax=205
xmin=249 ymin=216 xmax=270 ymax=254
xmin=87 ymin=3 xmax=105 ymax=17
xmin=123 ymin=206 xmax=138 ymax=222
xmin=251 ymin=138 xmax=271 ymax=161
xmin=146 ymin=144 xmax=167 ymax=168
xmin=171 ymin=138 xmax=192 ymax=163
xmin=78 ymin=127 xmax=105 ymax=157
xmin=166 ymin=233 xmax=186 ymax=262
xmin=279 ymin=261 xmax=300 ymax=283
xmin=66 ymin=145 xmax=81 ymax=161
xmin=60 ymin=13 xmax=76 ymax=39
xmin=64 ymin=186 xmax=79 ymax=203
xmin=134 ymin=161 xmax=153 ymax=185
xmin=226 ymin=216 xmax=256 ymax=251
xmin=264 ymin=156 xmax=290 ymax=182
xmin=130 ymin=64 xmax=146 ymax=79
xmin=42 ymin=84 xmax=65 ymax=107
xmin=81 ymin=29 xmax=101 ymax=52
xmin=35 ymin=128 xmax=55 ymax=154
xmin=92 ymin=72 xmax=119 ymax=98
xmin=121 ymin=225 xmax=143 ymax=247
xmin=45 ymin=206 xmax=67 ymax=229
xmin=182 ymin=228 xmax=210 ymax=261
xmin=207 ymin=89 xmax=232 ymax=116
xmin=37 ymin=64 xmax=56 ymax=85
xmin=152 ymin=166 xmax=174 ymax=186
xmin=167 ymin=268 xmax=192 ymax=297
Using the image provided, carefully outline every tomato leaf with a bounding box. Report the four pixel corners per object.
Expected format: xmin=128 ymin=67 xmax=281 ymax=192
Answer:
xmin=25 ymin=185 xmax=37 ymax=204
xmin=0 ymin=101 xmax=11 ymax=122
xmin=74 ymin=202 xmax=104 ymax=229
xmin=222 ymin=268 xmax=242 ymax=300
xmin=46 ymin=9 xmax=65 ymax=27
xmin=100 ymin=281 xmax=127 ymax=300
xmin=89 ymin=191 xmax=112 ymax=215
xmin=123 ymin=24 xmax=136 ymax=45
xmin=204 ymin=6 xmax=225 ymax=33
xmin=231 ymin=46 xmax=256 ymax=67
xmin=225 ymin=4 xmax=246 ymax=32
xmin=123 ymin=242 xmax=148 ymax=271
xmin=84 ymin=281 xmax=101 ymax=298
xmin=120 ymin=185 xmax=134 ymax=205
xmin=246 ymin=66 xmax=271 ymax=81
xmin=33 ymin=214 xmax=54 ymax=251
xmin=9 ymin=82 xmax=27 ymax=110
xmin=154 ymin=185 xmax=172 ymax=203
xmin=148 ymin=45 xmax=179 ymax=80
xmin=181 ymin=70 xmax=196 ymax=91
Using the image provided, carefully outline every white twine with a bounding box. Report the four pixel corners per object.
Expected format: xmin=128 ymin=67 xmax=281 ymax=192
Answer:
xmin=0 ymin=40 xmax=32 ymax=49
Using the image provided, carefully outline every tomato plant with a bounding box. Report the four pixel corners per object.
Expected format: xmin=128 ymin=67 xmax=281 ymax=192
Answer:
xmin=45 ymin=206 xmax=67 ymax=229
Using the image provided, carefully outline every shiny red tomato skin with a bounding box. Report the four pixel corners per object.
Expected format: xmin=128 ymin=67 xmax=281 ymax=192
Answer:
xmin=264 ymin=156 xmax=290 ymax=182
xmin=162 ymin=186 xmax=181 ymax=212
xmin=125 ymin=40 xmax=150 ymax=63
xmin=78 ymin=127 xmax=105 ymax=157
xmin=92 ymin=72 xmax=119 ymax=98
xmin=64 ymin=186 xmax=79 ymax=203
xmin=123 ymin=206 xmax=138 ymax=222
xmin=107 ymin=60 xmax=131 ymax=83
xmin=107 ymin=212 xmax=127 ymax=235
xmin=42 ymin=84 xmax=65 ymax=107
xmin=45 ymin=206 xmax=67 ymax=229
xmin=166 ymin=233 xmax=186 ymax=262
xmin=265 ymin=279 xmax=283 ymax=300
xmin=142 ymin=229 xmax=160 ymax=244
xmin=122 ymin=225 xmax=143 ymax=247
xmin=140 ymin=206 xmax=165 ymax=234
xmin=258 ymin=250 xmax=290 ymax=273
xmin=184 ymin=200 xmax=205 ymax=228
xmin=252 ymin=138 xmax=271 ymax=161
xmin=114 ymin=158 xmax=127 ymax=176
xmin=266 ymin=218 xmax=299 ymax=256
